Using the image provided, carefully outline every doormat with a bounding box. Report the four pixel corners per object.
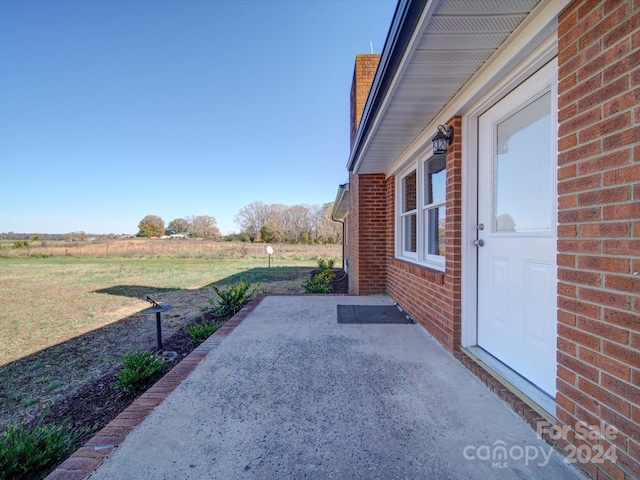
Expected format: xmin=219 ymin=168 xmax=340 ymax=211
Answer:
xmin=337 ymin=305 xmax=413 ymax=324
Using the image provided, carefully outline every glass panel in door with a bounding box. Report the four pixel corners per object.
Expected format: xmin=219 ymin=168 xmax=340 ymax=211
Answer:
xmin=494 ymin=91 xmax=552 ymax=233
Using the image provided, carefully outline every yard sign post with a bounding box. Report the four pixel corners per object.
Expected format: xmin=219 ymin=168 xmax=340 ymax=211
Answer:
xmin=266 ymin=245 xmax=274 ymax=268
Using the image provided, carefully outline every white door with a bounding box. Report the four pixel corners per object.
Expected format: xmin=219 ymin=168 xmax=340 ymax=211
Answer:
xmin=477 ymin=61 xmax=557 ymax=396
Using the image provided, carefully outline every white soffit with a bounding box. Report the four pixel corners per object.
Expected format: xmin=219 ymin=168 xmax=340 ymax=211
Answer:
xmin=355 ymin=0 xmax=541 ymax=174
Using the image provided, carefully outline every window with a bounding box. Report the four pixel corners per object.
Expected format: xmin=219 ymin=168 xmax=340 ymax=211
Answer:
xmin=401 ymin=170 xmax=417 ymax=255
xmin=397 ymin=154 xmax=446 ymax=269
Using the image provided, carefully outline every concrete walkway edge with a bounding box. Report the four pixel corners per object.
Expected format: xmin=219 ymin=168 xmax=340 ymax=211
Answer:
xmin=45 ymin=295 xmax=266 ymax=480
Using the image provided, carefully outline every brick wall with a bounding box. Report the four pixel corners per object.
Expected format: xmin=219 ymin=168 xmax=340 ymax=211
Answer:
xmin=557 ymin=1 xmax=639 ymax=478
xmin=350 ymin=54 xmax=380 ymax=148
xmin=386 ymin=117 xmax=463 ymax=351
xmin=348 ymin=171 xmax=387 ymax=295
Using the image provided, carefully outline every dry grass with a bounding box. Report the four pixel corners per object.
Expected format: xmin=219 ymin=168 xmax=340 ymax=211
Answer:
xmin=0 ymin=237 xmax=341 ymax=260
xmin=0 ymin=241 xmax=340 ymax=430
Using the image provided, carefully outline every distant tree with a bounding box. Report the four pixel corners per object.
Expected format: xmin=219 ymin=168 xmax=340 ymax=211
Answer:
xmin=187 ymin=215 xmax=221 ymax=239
xmin=260 ymin=225 xmax=277 ymax=244
xmin=234 ymin=201 xmax=271 ymax=239
xmin=30 ymin=235 xmax=48 ymax=247
xmin=137 ymin=215 xmax=165 ymax=237
xmin=235 ymin=201 xmax=343 ymax=244
xmin=64 ymin=231 xmax=87 ymax=242
xmin=223 ymin=233 xmax=241 ymax=242
xmin=319 ymin=202 xmax=341 ymax=244
xmin=282 ymin=204 xmax=312 ymax=243
xmin=166 ymin=218 xmax=189 ymax=235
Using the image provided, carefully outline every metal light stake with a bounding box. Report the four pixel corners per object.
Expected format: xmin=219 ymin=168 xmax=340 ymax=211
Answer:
xmin=141 ymin=295 xmax=174 ymax=352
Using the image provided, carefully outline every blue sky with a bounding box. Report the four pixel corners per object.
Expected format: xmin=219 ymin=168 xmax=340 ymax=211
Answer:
xmin=0 ymin=0 xmax=396 ymax=235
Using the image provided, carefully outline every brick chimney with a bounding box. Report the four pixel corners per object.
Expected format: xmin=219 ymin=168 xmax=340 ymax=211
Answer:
xmin=350 ymin=53 xmax=380 ymax=149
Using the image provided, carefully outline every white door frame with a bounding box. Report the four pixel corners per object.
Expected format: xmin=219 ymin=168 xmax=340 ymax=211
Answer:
xmin=461 ymin=41 xmax=559 ymax=350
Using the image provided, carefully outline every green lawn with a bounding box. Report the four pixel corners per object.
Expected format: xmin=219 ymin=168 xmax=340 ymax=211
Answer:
xmin=0 ymin=256 xmax=317 ymax=366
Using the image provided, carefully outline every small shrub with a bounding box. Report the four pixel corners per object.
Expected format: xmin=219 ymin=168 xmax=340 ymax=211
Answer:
xmin=302 ymin=268 xmax=335 ymax=294
xmin=209 ymin=279 xmax=259 ymax=317
xmin=13 ymin=240 xmax=29 ymax=249
xmin=258 ymin=286 xmax=271 ymax=296
xmin=316 ymin=257 xmax=335 ymax=273
xmin=186 ymin=320 xmax=224 ymax=344
xmin=116 ymin=350 xmax=168 ymax=392
xmin=0 ymin=419 xmax=88 ymax=480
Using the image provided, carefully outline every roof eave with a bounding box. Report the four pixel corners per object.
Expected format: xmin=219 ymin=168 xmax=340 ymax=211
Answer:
xmin=331 ymin=183 xmax=350 ymax=221
xmin=347 ymin=0 xmax=430 ymax=173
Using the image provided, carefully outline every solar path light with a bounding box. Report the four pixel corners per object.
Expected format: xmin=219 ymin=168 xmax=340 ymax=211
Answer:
xmin=141 ymin=295 xmax=173 ymax=352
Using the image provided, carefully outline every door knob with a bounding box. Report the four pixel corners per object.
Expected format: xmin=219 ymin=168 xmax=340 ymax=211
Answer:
xmin=473 ymin=239 xmax=485 ymax=247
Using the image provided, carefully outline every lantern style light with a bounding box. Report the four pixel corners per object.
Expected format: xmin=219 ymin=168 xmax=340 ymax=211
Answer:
xmin=432 ymin=125 xmax=454 ymax=155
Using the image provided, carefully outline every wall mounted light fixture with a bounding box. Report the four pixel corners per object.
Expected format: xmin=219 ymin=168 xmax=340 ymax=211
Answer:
xmin=432 ymin=125 xmax=454 ymax=155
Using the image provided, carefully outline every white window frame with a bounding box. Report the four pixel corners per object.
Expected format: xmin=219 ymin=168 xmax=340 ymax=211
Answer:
xmin=399 ymin=168 xmax=418 ymax=260
xmin=396 ymin=153 xmax=446 ymax=271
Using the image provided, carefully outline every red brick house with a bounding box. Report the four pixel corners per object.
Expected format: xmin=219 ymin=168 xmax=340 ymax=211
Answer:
xmin=332 ymin=0 xmax=639 ymax=478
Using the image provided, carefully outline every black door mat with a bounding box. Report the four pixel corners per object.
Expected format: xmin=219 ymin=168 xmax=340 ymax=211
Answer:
xmin=337 ymin=305 xmax=412 ymax=324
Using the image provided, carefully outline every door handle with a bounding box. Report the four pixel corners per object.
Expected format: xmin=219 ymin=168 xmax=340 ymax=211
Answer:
xmin=473 ymin=239 xmax=485 ymax=247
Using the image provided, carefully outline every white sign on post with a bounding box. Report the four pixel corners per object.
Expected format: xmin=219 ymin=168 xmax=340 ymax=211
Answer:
xmin=266 ymin=246 xmax=274 ymax=267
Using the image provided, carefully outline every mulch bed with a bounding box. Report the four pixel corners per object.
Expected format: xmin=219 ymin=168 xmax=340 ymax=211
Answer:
xmin=29 ymin=320 xmax=201 ymax=446
xmin=330 ymin=270 xmax=349 ymax=294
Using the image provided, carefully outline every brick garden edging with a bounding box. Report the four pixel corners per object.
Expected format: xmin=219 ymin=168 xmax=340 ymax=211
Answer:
xmin=45 ymin=295 xmax=266 ymax=480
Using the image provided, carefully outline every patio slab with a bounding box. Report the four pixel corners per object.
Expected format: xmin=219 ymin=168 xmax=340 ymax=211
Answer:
xmin=90 ymin=295 xmax=584 ymax=479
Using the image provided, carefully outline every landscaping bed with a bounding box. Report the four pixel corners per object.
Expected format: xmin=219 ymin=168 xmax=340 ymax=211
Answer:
xmin=29 ymin=320 xmax=201 ymax=442
xmin=37 ymin=273 xmax=348 ymax=441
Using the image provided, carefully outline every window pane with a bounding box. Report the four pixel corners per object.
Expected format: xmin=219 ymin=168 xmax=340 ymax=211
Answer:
xmin=403 ymin=214 xmax=417 ymax=253
xmin=424 ymin=156 xmax=446 ymax=205
xmin=426 ymin=206 xmax=446 ymax=256
xmin=402 ymin=170 xmax=416 ymax=212
xmin=495 ymin=91 xmax=552 ymax=232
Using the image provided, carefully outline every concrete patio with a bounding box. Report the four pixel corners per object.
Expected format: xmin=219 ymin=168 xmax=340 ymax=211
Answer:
xmin=78 ymin=295 xmax=583 ymax=479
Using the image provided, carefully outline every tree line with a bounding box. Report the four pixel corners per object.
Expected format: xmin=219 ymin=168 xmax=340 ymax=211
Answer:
xmin=137 ymin=201 xmax=342 ymax=244
xmin=233 ymin=201 xmax=341 ymax=244
xmin=137 ymin=215 xmax=221 ymax=239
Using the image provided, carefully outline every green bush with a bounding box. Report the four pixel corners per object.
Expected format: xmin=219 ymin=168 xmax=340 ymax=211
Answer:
xmin=186 ymin=320 xmax=224 ymax=344
xmin=13 ymin=240 xmax=29 ymax=249
xmin=116 ymin=350 xmax=168 ymax=392
xmin=209 ymin=279 xmax=259 ymax=317
xmin=0 ymin=419 xmax=88 ymax=480
xmin=317 ymin=257 xmax=335 ymax=272
xmin=302 ymin=268 xmax=335 ymax=294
